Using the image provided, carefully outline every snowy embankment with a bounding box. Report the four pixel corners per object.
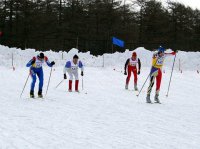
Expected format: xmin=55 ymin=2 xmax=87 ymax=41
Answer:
xmin=0 ymin=45 xmax=200 ymax=148
xmin=0 ymin=45 xmax=200 ymax=71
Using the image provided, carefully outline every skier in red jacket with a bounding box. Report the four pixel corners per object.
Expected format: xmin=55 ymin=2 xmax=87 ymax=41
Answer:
xmin=124 ymin=52 xmax=141 ymax=91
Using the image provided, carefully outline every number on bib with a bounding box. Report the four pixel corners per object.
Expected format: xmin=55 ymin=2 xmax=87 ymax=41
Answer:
xmin=156 ymin=57 xmax=164 ymax=65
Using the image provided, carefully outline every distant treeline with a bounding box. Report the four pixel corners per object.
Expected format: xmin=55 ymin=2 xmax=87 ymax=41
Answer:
xmin=0 ymin=0 xmax=200 ymax=54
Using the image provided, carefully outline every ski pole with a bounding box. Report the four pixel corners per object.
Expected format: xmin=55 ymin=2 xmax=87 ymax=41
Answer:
xmin=113 ymin=68 xmax=123 ymax=73
xmin=20 ymin=73 xmax=30 ymax=98
xmin=166 ymin=54 xmax=177 ymax=97
xmin=45 ymin=67 xmax=53 ymax=97
xmin=55 ymin=79 xmax=65 ymax=89
xmin=82 ymin=76 xmax=84 ymax=90
xmin=136 ymin=73 xmax=151 ymax=97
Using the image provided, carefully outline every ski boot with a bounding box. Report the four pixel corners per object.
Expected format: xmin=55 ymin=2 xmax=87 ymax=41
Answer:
xmin=146 ymin=94 xmax=152 ymax=103
xmin=134 ymin=84 xmax=138 ymax=91
xmin=30 ymin=90 xmax=34 ymax=98
xmin=154 ymin=94 xmax=161 ymax=104
xmin=125 ymin=84 xmax=128 ymax=90
xmin=38 ymin=90 xmax=43 ymax=98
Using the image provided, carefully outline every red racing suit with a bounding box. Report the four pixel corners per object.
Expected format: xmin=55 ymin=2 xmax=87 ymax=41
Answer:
xmin=124 ymin=58 xmax=141 ymax=85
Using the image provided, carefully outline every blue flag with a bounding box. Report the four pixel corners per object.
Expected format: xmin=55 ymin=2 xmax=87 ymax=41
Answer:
xmin=112 ymin=37 xmax=124 ymax=48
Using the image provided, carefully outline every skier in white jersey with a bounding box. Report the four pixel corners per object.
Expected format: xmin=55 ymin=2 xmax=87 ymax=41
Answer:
xmin=63 ymin=55 xmax=84 ymax=92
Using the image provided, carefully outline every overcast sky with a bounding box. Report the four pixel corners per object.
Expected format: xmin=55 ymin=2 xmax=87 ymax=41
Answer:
xmin=159 ymin=0 xmax=200 ymax=10
xmin=126 ymin=0 xmax=200 ymax=10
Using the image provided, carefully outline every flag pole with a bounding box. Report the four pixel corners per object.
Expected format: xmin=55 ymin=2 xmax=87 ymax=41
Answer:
xmin=76 ymin=36 xmax=79 ymax=49
xmin=112 ymin=44 xmax=113 ymax=53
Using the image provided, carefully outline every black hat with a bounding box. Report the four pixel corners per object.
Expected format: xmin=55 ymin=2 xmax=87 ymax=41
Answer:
xmin=73 ymin=55 xmax=79 ymax=59
xmin=38 ymin=53 xmax=44 ymax=59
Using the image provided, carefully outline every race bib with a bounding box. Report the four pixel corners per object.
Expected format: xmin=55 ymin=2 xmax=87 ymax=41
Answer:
xmin=129 ymin=58 xmax=138 ymax=66
xmin=35 ymin=62 xmax=43 ymax=68
xmin=34 ymin=58 xmax=44 ymax=68
xmin=71 ymin=66 xmax=78 ymax=70
xmin=156 ymin=57 xmax=164 ymax=65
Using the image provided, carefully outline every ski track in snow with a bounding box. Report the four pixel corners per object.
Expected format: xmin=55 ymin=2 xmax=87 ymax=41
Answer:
xmin=0 ymin=66 xmax=200 ymax=149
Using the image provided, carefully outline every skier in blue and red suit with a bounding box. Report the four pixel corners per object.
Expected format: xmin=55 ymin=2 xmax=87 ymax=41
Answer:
xmin=26 ymin=53 xmax=55 ymax=98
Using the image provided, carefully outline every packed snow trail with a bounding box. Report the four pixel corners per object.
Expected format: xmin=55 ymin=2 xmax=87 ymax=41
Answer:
xmin=0 ymin=66 xmax=200 ymax=149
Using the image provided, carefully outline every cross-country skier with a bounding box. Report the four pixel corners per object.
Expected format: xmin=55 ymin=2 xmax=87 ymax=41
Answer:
xmin=63 ymin=55 xmax=84 ymax=92
xmin=26 ymin=53 xmax=55 ymax=98
xmin=146 ymin=47 xmax=176 ymax=103
xmin=124 ymin=52 xmax=141 ymax=91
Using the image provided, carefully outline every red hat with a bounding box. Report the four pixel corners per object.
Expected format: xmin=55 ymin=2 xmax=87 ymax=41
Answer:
xmin=132 ymin=52 xmax=137 ymax=57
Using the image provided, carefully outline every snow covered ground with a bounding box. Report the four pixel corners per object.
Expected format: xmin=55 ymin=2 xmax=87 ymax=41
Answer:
xmin=0 ymin=45 xmax=200 ymax=148
xmin=0 ymin=66 xmax=200 ymax=149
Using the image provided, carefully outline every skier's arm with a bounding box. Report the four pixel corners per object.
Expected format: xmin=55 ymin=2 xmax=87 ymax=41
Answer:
xmin=138 ymin=58 xmax=141 ymax=72
xmin=79 ymin=61 xmax=84 ymax=76
xmin=26 ymin=57 xmax=36 ymax=67
xmin=45 ymin=57 xmax=55 ymax=67
xmin=124 ymin=59 xmax=129 ymax=72
xmin=63 ymin=61 xmax=71 ymax=74
xmin=79 ymin=61 xmax=84 ymax=72
xmin=152 ymin=53 xmax=158 ymax=66
xmin=63 ymin=66 xmax=67 ymax=74
xmin=164 ymin=51 xmax=176 ymax=57
xmin=63 ymin=62 xmax=70 ymax=79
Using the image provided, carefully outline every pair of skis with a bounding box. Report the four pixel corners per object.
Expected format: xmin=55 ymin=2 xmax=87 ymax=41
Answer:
xmin=20 ymin=67 xmax=53 ymax=99
xmin=126 ymin=88 xmax=161 ymax=104
xmin=55 ymin=76 xmax=84 ymax=90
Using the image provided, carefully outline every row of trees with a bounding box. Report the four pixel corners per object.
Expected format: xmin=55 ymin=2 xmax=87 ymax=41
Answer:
xmin=0 ymin=0 xmax=200 ymax=54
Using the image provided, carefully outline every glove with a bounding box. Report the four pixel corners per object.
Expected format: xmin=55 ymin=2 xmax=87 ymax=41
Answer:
xmin=64 ymin=74 xmax=67 ymax=79
xmin=124 ymin=71 xmax=127 ymax=75
xmin=31 ymin=59 xmax=35 ymax=65
xmin=51 ymin=61 xmax=55 ymax=66
xmin=138 ymin=70 xmax=140 ymax=75
xmin=81 ymin=71 xmax=84 ymax=76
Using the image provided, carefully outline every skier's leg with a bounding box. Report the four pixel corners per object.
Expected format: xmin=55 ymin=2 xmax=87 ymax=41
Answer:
xmin=155 ymin=69 xmax=162 ymax=103
xmin=30 ymin=75 xmax=36 ymax=97
xmin=125 ymin=66 xmax=132 ymax=89
xmin=69 ymin=80 xmax=72 ymax=91
xmin=133 ymin=68 xmax=138 ymax=90
xmin=30 ymin=69 xmax=36 ymax=98
xmin=147 ymin=75 xmax=156 ymax=95
xmin=37 ymin=69 xmax=44 ymax=97
xmin=146 ymin=75 xmax=155 ymax=103
xmin=74 ymin=71 xmax=79 ymax=91
xmin=146 ymin=69 xmax=158 ymax=103
xmin=156 ymin=69 xmax=162 ymax=95
xmin=30 ymin=70 xmax=37 ymax=91
xmin=68 ymin=72 xmax=73 ymax=91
